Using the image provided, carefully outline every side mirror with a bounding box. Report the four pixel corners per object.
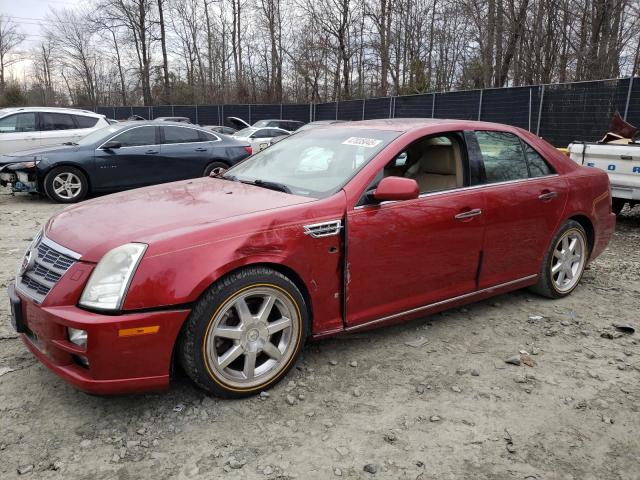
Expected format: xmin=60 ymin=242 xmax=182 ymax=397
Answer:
xmin=369 ymin=176 xmax=419 ymax=202
xmin=101 ymin=140 xmax=121 ymax=150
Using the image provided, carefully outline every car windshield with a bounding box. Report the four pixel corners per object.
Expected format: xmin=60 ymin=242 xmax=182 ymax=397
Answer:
xmin=252 ymin=120 xmax=271 ymax=127
xmin=234 ymin=127 xmax=256 ymax=137
xmin=225 ymin=128 xmax=401 ymax=198
xmin=76 ymin=126 xmax=122 ymax=145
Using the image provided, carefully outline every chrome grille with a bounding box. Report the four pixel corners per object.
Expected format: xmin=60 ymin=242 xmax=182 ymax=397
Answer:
xmin=16 ymin=235 xmax=80 ymax=303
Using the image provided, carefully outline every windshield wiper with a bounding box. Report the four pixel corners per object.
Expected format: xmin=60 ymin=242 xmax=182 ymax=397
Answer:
xmin=62 ymin=141 xmax=78 ymax=146
xmin=247 ymin=179 xmax=291 ymax=194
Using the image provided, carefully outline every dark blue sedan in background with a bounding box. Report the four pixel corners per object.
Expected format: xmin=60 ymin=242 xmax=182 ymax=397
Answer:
xmin=0 ymin=122 xmax=252 ymax=203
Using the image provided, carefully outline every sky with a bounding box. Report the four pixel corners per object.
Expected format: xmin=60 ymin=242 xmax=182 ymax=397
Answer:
xmin=1 ymin=0 xmax=83 ymax=78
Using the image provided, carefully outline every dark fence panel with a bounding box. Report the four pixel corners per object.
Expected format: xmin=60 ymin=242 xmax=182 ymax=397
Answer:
xmin=282 ymin=104 xmax=312 ymax=123
xmin=221 ymin=104 xmax=250 ymax=127
xmin=171 ymin=106 xmax=196 ymax=123
xmin=92 ymin=77 xmax=638 ymax=146
xmin=481 ymin=86 xmax=533 ymax=130
xmin=393 ymin=94 xmax=433 ymax=117
xmin=364 ymin=97 xmax=391 ymax=119
xmin=196 ymin=105 xmax=220 ymax=125
xmin=131 ymin=106 xmax=150 ymax=119
xmin=337 ymin=100 xmax=364 ymax=121
xmin=113 ymin=106 xmax=132 ymax=120
xmin=250 ymin=104 xmax=281 ymax=124
xmin=151 ymin=106 xmax=173 ymax=119
xmin=315 ymin=102 xmax=337 ymax=121
xmin=434 ymin=90 xmax=480 ymax=120
xmin=538 ymin=78 xmax=630 ymax=146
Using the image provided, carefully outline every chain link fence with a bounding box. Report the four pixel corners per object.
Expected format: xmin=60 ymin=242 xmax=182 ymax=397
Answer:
xmin=93 ymin=77 xmax=639 ymax=147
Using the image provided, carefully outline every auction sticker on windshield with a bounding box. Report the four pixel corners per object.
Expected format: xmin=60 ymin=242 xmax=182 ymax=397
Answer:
xmin=342 ymin=137 xmax=383 ymax=148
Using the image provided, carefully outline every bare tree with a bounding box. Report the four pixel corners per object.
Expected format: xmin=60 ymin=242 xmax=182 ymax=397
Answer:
xmin=0 ymin=15 xmax=26 ymax=89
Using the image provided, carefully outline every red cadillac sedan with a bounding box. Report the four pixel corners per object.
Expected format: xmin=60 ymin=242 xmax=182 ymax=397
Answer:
xmin=8 ymin=119 xmax=615 ymax=397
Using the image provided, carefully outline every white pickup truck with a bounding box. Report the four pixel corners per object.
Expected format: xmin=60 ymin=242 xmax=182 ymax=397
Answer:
xmin=568 ymin=142 xmax=640 ymax=214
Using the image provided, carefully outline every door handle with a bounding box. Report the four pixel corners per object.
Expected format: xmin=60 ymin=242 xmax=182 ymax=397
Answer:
xmin=538 ymin=191 xmax=557 ymax=201
xmin=145 ymin=150 xmax=159 ymax=154
xmin=454 ymin=208 xmax=482 ymax=220
xmin=620 ymin=155 xmax=632 ymax=160
xmin=194 ymin=147 xmax=207 ymax=152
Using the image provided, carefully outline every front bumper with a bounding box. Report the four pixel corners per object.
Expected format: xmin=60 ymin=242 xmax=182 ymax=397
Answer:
xmin=9 ymin=282 xmax=190 ymax=395
xmin=0 ymin=169 xmax=38 ymax=192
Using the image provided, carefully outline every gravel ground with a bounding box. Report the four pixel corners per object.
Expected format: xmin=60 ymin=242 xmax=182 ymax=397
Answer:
xmin=0 ymin=188 xmax=639 ymax=480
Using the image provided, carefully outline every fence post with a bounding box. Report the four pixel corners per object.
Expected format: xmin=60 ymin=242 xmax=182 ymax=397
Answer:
xmin=362 ymin=99 xmax=366 ymax=120
xmin=195 ymin=105 xmax=199 ymax=125
xmin=335 ymin=101 xmax=338 ymax=120
xmin=536 ymin=85 xmax=545 ymax=136
xmin=477 ymin=89 xmax=483 ymax=121
xmin=624 ymin=76 xmax=634 ymax=120
xmin=248 ymin=104 xmax=252 ymax=124
xmin=431 ymin=94 xmax=436 ymax=118
xmin=171 ymin=105 xmax=175 ymax=116
xmin=112 ymin=107 xmax=116 ymax=120
xmin=528 ymin=88 xmax=532 ymax=131
xmin=389 ymin=97 xmax=393 ymax=118
xmin=221 ymin=105 xmax=224 ymax=125
xmin=309 ymin=103 xmax=313 ymax=122
xmin=280 ymin=103 xmax=283 ymax=119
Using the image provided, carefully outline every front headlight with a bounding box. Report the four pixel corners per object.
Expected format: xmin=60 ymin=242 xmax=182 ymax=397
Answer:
xmin=79 ymin=243 xmax=147 ymax=311
xmin=7 ymin=160 xmax=40 ymax=170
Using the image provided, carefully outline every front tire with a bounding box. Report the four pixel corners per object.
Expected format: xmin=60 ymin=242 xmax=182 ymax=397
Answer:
xmin=179 ymin=267 xmax=309 ymax=398
xmin=43 ymin=166 xmax=88 ymax=203
xmin=530 ymin=220 xmax=588 ymax=298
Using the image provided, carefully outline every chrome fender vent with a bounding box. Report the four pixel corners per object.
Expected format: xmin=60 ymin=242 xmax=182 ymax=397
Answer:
xmin=303 ymin=220 xmax=342 ymax=238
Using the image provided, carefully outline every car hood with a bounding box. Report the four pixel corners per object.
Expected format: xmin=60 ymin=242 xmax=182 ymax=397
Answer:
xmin=0 ymin=144 xmax=82 ymax=165
xmin=226 ymin=116 xmax=251 ymax=129
xmin=44 ymin=177 xmax=314 ymax=262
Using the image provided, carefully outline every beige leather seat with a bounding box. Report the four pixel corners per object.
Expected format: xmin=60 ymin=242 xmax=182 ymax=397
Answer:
xmin=410 ymin=145 xmax=463 ymax=193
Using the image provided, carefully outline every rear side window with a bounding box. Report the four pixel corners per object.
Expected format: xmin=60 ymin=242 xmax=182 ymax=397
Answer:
xmin=476 ymin=131 xmax=529 ymax=183
xmin=271 ymin=130 xmax=288 ymax=137
xmin=200 ymin=130 xmax=219 ymax=141
xmin=112 ymin=126 xmax=156 ymax=147
xmin=523 ymin=143 xmax=554 ymax=177
xmin=0 ymin=113 xmax=37 ymax=133
xmin=163 ymin=126 xmax=201 ymax=144
xmin=41 ymin=113 xmax=76 ymax=131
xmin=74 ymin=115 xmax=99 ymax=128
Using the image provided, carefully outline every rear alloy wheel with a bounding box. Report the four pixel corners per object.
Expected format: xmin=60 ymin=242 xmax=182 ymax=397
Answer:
xmin=531 ymin=220 xmax=588 ymax=298
xmin=203 ymin=161 xmax=228 ymax=177
xmin=179 ymin=267 xmax=308 ymax=397
xmin=44 ymin=166 xmax=88 ymax=203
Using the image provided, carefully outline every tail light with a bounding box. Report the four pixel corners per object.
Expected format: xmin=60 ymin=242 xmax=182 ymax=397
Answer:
xmin=244 ymin=146 xmax=253 ymax=155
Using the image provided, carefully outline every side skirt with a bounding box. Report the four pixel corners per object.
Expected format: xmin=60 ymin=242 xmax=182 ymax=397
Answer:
xmin=312 ymin=274 xmax=538 ymax=339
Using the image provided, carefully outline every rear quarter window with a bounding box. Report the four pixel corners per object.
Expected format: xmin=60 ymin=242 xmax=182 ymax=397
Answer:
xmin=74 ymin=115 xmax=99 ymax=128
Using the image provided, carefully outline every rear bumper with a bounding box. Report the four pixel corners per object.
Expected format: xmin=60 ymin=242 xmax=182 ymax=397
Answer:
xmin=591 ymin=212 xmax=616 ymax=261
xmin=10 ymin=282 xmax=190 ymax=395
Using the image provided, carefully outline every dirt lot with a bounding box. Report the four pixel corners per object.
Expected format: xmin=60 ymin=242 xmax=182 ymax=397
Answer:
xmin=0 ymin=188 xmax=638 ymax=480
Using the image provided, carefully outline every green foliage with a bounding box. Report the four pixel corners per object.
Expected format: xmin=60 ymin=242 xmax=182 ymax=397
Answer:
xmin=0 ymin=85 xmax=26 ymax=107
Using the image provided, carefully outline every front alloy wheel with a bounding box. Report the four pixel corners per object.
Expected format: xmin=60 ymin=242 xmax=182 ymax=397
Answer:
xmin=179 ymin=267 xmax=308 ymax=397
xmin=44 ymin=166 xmax=88 ymax=203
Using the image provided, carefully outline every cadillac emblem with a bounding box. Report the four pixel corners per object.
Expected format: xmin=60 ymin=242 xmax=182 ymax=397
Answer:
xmin=20 ymin=249 xmax=35 ymax=276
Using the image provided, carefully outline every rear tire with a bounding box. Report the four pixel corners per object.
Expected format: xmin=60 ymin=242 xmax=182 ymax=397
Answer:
xmin=179 ymin=267 xmax=309 ymax=398
xmin=43 ymin=166 xmax=88 ymax=203
xmin=530 ymin=220 xmax=588 ymax=299
xmin=612 ymin=198 xmax=626 ymax=215
xmin=203 ymin=161 xmax=229 ymax=177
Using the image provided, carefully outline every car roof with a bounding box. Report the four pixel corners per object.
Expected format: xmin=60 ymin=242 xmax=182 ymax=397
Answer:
xmin=0 ymin=106 xmax=101 ymax=117
xmin=338 ymin=118 xmax=519 ymax=133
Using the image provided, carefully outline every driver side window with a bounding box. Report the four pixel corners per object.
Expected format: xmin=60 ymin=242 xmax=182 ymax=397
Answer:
xmin=111 ymin=126 xmax=157 ymax=147
xmin=382 ymin=134 xmax=465 ymax=194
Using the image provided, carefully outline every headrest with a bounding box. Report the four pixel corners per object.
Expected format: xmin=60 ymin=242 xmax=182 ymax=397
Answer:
xmin=419 ymin=146 xmax=456 ymax=175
